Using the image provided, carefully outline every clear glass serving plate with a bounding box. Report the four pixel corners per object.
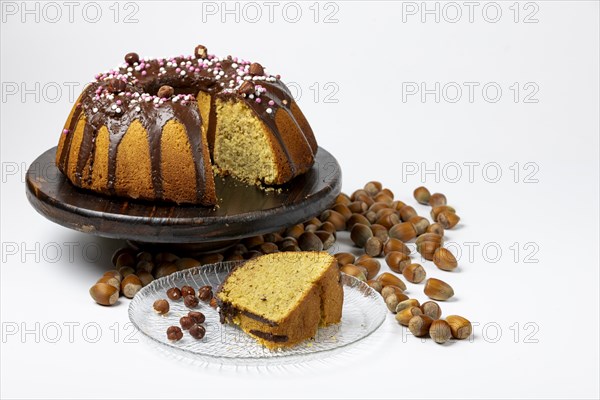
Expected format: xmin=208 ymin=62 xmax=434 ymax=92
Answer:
xmin=128 ymin=261 xmax=387 ymax=365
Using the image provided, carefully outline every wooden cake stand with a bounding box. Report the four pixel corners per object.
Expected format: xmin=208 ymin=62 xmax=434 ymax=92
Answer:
xmin=26 ymin=147 xmax=342 ymax=254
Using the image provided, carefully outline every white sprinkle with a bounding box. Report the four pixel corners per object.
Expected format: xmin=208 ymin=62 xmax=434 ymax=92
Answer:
xmin=180 ymin=70 xmax=186 ymax=76
xmin=92 ymin=107 xmax=98 ymax=113
xmin=116 ymin=107 xmax=122 ymax=113
xmin=282 ymin=99 xmax=288 ymax=105
xmin=249 ymin=94 xmax=254 ymax=99
xmin=153 ymin=98 xmax=159 ymax=104
xmin=232 ymin=63 xmax=238 ymax=68
xmin=111 ymin=104 xmax=117 ymax=110
xmin=266 ymin=108 xmax=273 ymax=114
xmin=135 ymin=106 xmax=141 ymax=112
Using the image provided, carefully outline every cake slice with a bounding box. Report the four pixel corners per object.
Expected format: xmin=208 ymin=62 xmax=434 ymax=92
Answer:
xmin=217 ymin=252 xmax=343 ymax=349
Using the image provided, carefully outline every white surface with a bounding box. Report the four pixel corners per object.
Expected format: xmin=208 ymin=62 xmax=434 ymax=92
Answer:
xmin=1 ymin=1 xmax=598 ymax=398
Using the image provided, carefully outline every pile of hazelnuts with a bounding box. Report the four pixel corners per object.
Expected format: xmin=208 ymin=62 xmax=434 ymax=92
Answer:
xmin=153 ymin=284 xmax=214 ymax=341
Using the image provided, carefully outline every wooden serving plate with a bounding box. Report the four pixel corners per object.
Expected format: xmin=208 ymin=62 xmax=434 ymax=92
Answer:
xmin=26 ymin=147 xmax=341 ymax=253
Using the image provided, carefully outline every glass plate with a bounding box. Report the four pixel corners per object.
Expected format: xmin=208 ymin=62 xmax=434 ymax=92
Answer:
xmin=128 ymin=261 xmax=387 ymax=365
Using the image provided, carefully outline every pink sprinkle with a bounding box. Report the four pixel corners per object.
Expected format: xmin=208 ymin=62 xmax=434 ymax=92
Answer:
xmin=268 ymin=100 xmax=275 ymax=106
xmin=255 ymin=98 xmax=262 ymax=103
xmin=195 ymin=68 xmax=200 ymax=72
xmin=176 ymin=68 xmax=181 ymax=73
xmin=188 ymin=67 xmax=195 ymax=72
xmin=125 ymin=92 xmax=132 ymax=97
xmin=116 ymin=100 xmax=122 ymax=105
xmin=62 ymin=129 xmax=69 ymax=134
xmin=141 ymin=71 xmax=147 ymax=76
xmin=181 ymin=101 xmax=187 ymax=106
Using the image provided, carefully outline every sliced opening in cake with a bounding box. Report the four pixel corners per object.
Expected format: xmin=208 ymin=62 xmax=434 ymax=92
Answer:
xmin=212 ymin=99 xmax=278 ymax=185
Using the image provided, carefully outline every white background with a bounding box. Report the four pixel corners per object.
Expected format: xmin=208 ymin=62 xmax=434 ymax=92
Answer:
xmin=1 ymin=1 xmax=599 ymax=398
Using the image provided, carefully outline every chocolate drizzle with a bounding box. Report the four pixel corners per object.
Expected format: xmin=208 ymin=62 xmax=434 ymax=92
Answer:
xmin=57 ymin=50 xmax=315 ymax=204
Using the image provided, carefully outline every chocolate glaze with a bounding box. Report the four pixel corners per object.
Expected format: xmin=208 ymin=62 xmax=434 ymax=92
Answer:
xmin=57 ymin=49 xmax=316 ymax=204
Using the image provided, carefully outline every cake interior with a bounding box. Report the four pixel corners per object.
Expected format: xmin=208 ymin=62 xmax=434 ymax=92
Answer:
xmin=212 ymin=99 xmax=279 ymax=185
xmin=218 ymin=252 xmax=335 ymax=323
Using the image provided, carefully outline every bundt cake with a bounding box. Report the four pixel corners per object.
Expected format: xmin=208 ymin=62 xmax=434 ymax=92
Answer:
xmin=56 ymin=45 xmax=317 ymax=205
xmin=217 ymin=252 xmax=343 ymax=349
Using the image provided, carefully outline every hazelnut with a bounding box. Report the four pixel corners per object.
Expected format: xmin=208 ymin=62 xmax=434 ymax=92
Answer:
xmin=315 ymin=231 xmax=335 ymax=250
xmin=426 ymin=223 xmax=445 ymax=236
xmin=364 ymin=181 xmax=382 ymax=196
xmin=284 ymin=224 xmax=304 ymax=240
xmin=180 ymin=316 xmax=195 ymax=330
xmin=381 ymin=285 xmax=406 ymax=299
xmin=121 ymin=275 xmax=142 ymax=298
xmin=355 ymin=257 xmax=381 ymax=280
xmin=184 ymin=295 xmax=199 ymax=308
xmin=320 ymin=210 xmax=346 ymax=231
xmin=137 ymin=271 xmax=154 ymax=287
xmin=364 ymin=237 xmax=383 ymax=257
xmin=166 ymin=326 xmax=183 ymax=341
xmin=429 ymin=319 xmax=452 ymax=344
xmin=437 ymin=211 xmax=460 ymax=229
xmin=398 ymin=206 xmax=418 ymax=222
xmin=431 ymin=205 xmax=456 ymax=221
xmin=175 ymin=258 xmax=201 ymax=270
xmin=335 ymin=193 xmax=351 ymax=205
xmin=259 ymin=242 xmax=279 ymax=254
xmin=97 ymin=275 xmax=120 ymax=290
xmin=136 ymin=251 xmax=153 ymax=262
xmin=340 ymin=264 xmax=367 ymax=282
xmin=155 ymin=252 xmax=179 ymax=263
xmin=188 ymin=311 xmax=205 ymax=324
xmin=433 ymin=248 xmax=458 ymax=271
xmin=118 ymin=266 xmax=135 ymax=278
xmin=350 ymin=223 xmax=373 ymax=248
xmin=366 ymin=280 xmax=383 ymax=293
xmin=334 ymin=252 xmax=355 ymax=266
xmin=115 ymin=252 xmax=136 ymax=269
xmin=375 ymin=213 xmax=401 ymax=230
xmin=385 ymin=251 xmax=411 ymax=274
xmin=157 ymin=85 xmax=174 ymax=98
xmin=424 ymin=278 xmax=454 ymax=301
xmin=402 ymin=263 xmax=427 ymax=283
xmin=408 ymin=315 xmax=433 ymax=337
xmin=445 ymin=315 xmax=472 ymax=340
xmin=413 ymin=186 xmax=431 ymax=205
xmin=154 ymin=263 xmax=177 ymax=279
xmin=136 ymin=260 xmax=154 ymax=274
xmin=346 ymin=213 xmax=371 ymax=230
xmin=376 ymin=272 xmax=407 ymax=290
xmin=111 ymin=247 xmax=134 ymax=266
xmin=103 ymin=269 xmax=123 ymax=282
xmin=389 ymin=222 xmax=417 ymax=242
xmin=395 ymin=306 xmax=423 ymax=326
xmin=383 ymin=238 xmax=411 ymax=256
xmin=89 ymin=283 xmax=119 ymax=306
xmin=198 ymin=285 xmax=213 ymax=301
xmin=370 ymin=224 xmax=390 ymax=243
xmin=181 ymin=285 xmax=195 ymax=297
xmin=428 ymin=193 xmax=447 ymax=207
xmin=331 ymin=204 xmax=352 ymax=221
xmin=298 ymin=232 xmax=324 ymax=251
xmin=348 ymin=201 xmax=368 ymax=214
xmin=395 ymin=299 xmax=420 ymax=314
xmin=153 ymin=299 xmax=169 ymax=315
xmin=408 ymin=216 xmax=430 ymax=236
xmin=189 ymin=324 xmax=206 ymax=339
xmin=420 ymin=301 xmax=442 ymax=320
xmin=167 ymin=287 xmax=182 ymax=301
